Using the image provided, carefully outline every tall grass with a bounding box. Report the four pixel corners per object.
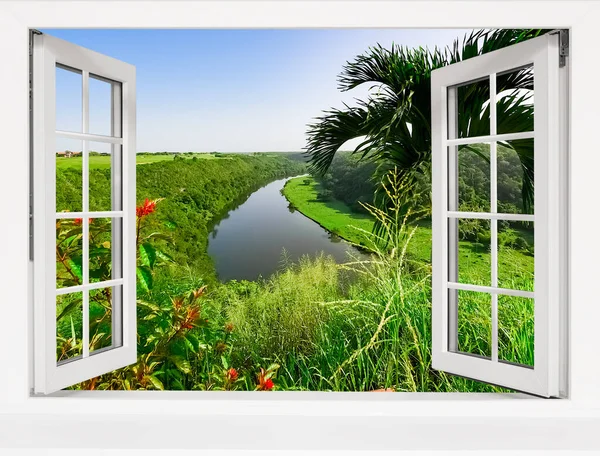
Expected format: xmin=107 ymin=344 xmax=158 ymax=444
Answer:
xmin=221 ymin=170 xmax=534 ymax=391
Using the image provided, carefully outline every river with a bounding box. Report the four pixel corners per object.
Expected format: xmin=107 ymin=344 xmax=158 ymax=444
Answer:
xmin=207 ymin=176 xmax=368 ymax=281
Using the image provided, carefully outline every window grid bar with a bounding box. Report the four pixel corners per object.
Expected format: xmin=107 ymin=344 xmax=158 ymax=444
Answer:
xmin=55 ymin=130 xmax=123 ymax=145
xmin=489 ymin=73 xmax=499 ymax=363
xmin=55 ymin=211 xmax=124 ymax=219
xmin=447 ymin=281 xmax=534 ymax=299
xmin=111 ymin=82 xmax=123 ymax=348
xmin=447 ymin=211 xmax=534 ymax=222
xmin=445 ymin=131 xmax=533 ymax=147
xmin=56 ymin=278 xmax=124 ymax=296
xmin=447 ymin=86 xmax=459 ymax=353
xmin=81 ymin=71 xmax=90 ymax=359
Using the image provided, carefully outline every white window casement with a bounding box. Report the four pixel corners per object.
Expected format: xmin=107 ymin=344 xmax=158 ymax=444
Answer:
xmin=30 ymin=29 xmax=568 ymax=397
xmin=32 ymin=33 xmax=137 ymax=394
xmin=431 ymin=32 xmax=569 ymax=397
xmin=5 ymin=0 xmax=600 ymax=450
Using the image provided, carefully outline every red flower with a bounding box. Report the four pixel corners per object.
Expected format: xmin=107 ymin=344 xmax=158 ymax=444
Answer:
xmin=136 ymin=198 xmax=157 ymax=218
xmin=180 ymin=305 xmax=201 ymax=330
xmin=256 ymin=367 xmax=275 ymax=391
xmin=226 ymin=368 xmax=239 ymax=382
xmin=74 ymin=218 xmax=93 ymax=226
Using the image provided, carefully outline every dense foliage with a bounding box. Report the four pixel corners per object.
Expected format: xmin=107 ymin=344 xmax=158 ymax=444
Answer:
xmin=312 ymin=144 xmax=534 ymax=253
xmin=317 ymin=152 xmax=377 ymax=213
xmin=57 ymin=153 xmax=305 ymax=283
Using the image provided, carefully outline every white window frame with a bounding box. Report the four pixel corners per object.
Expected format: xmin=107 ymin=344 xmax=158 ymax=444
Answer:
xmin=31 ymin=33 xmax=137 ymax=394
xmin=2 ymin=0 xmax=600 ymax=451
xmin=431 ymin=33 xmax=568 ymax=397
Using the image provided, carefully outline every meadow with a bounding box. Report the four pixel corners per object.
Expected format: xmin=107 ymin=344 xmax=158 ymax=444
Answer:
xmin=56 ymin=151 xmax=303 ymax=169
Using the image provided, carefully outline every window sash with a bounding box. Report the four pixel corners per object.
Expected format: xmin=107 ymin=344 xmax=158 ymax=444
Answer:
xmin=32 ymin=33 xmax=137 ymax=394
xmin=431 ymin=33 xmax=565 ymax=397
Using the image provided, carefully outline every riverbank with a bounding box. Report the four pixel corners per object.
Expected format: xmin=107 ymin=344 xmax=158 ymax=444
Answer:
xmin=282 ymin=176 xmax=535 ymax=286
xmin=282 ymin=176 xmax=433 ymax=262
xmin=282 ymin=176 xmax=376 ymax=249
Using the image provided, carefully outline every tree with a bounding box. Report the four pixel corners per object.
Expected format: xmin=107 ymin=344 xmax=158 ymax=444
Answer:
xmin=305 ymin=29 xmax=544 ymax=216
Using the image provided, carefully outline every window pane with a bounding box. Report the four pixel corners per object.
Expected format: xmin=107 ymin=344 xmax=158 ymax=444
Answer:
xmin=457 ymin=143 xmax=490 ymax=212
xmin=89 ymin=75 xmax=119 ymax=137
xmin=456 ymin=290 xmax=491 ymax=358
xmin=496 ymin=65 xmax=534 ymax=135
xmin=454 ymin=77 xmax=490 ymax=138
xmin=55 ymin=65 xmax=82 ymax=133
xmin=56 ymin=292 xmax=83 ymax=363
xmin=497 ymin=139 xmax=534 ymax=215
xmin=56 ymin=218 xmax=83 ymax=289
xmin=89 ymin=285 xmax=122 ymax=353
xmin=89 ymin=142 xmax=122 ymax=212
xmin=454 ymin=218 xmax=491 ymax=286
xmin=498 ymin=295 xmax=534 ymax=367
xmin=56 ymin=138 xmax=82 ymax=213
xmin=498 ymin=220 xmax=534 ymax=291
xmin=89 ymin=218 xmax=122 ymax=283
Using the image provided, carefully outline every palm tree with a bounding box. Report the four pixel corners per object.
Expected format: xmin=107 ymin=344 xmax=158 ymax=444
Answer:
xmin=305 ymin=29 xmax=545 ymax=216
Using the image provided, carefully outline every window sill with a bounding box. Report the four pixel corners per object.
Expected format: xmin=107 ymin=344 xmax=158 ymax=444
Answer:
xmin=1 ymin=405 xmax=599 ymax=451
xmin=11 ymin=390 xmax=595 ymax=419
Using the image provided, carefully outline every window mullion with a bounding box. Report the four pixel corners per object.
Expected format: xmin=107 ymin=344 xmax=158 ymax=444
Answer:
xmin=447 ymin=85 xmax=458 ymax=353
xmin=82 ymin=70 xmax=90 ymax=358
xmin=490 ymin=73 xmax=499 ymax=362
xmin=111 ymin=82 xmax=123 ymax=348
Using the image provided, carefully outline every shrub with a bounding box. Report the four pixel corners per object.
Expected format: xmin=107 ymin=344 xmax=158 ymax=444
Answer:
xmin=316 ymin=189 xmax=333 ymax=202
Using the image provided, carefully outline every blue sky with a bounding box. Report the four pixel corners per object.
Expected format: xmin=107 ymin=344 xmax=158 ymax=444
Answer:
xmin=47 ymin=29 xmax=472 ymax=152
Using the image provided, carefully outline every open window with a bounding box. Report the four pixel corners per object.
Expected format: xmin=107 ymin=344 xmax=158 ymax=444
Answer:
xmin=30 ymin=29 xmax=567 ymax=397
xmin=431 ymin=32 xmax=568 ymax=397
xmin=32 ymin=32 xmax=137 ymax=394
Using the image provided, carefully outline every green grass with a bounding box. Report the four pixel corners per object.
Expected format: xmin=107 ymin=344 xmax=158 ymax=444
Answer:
xmin=282 ymin=176 xmax=376 ymax=248
xmin=56 ymin=152 xmax=226 ymax=169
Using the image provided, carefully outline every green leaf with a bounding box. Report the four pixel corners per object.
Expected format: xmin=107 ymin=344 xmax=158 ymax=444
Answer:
xmin=136 ymin=299 xmax=160 ymax=312
xmin=67 ymin=258 xmax=83 ymax=281
xmin=57 ymin=298 xmax=81 ymax=322
xmin=146 ymin=232 xmax=173 ymax=242
xmin=155 ymin=249 xmax=174 ymax=263
xmin=70 ymin=316 xmax=76 ymax=342
xmin=170 ymin=356 xmax=191 ymax=374
xmin=146 ymin=375 xmax=164 ymax=390
xmin=139 ymin=243 xmax=157 ymax=268
xmin=136 ymin=266 xmax=153 ymax=292
xmin=183 ymin=333 xmax=200 ymax=352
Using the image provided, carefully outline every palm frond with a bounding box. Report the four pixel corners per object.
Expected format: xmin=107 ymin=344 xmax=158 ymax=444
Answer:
xmin=305 ymin=105 xmax=372 ymax=174
xmin=305 ymin=28 xmax=546 ymax=223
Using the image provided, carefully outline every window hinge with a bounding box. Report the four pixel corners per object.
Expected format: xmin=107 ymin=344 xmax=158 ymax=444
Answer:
xmin=29 ymin=30 xmax=41 ymax=262
xmin=558 ymin=29 xmax=569 ymax=68
xmin=29 ymin=29 xmax=42 ymax=56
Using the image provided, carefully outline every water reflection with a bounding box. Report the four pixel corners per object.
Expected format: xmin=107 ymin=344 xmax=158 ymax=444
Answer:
xmin=208 ymin=177 xmax=368 ymax=281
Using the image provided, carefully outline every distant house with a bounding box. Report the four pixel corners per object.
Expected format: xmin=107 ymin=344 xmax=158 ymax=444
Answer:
xmin=56 ymin=150 xmax=82 ymax=158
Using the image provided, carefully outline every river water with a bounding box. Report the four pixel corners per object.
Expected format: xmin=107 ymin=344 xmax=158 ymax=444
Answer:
xmin=207 ymin=176 xmax=368 ymax=281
